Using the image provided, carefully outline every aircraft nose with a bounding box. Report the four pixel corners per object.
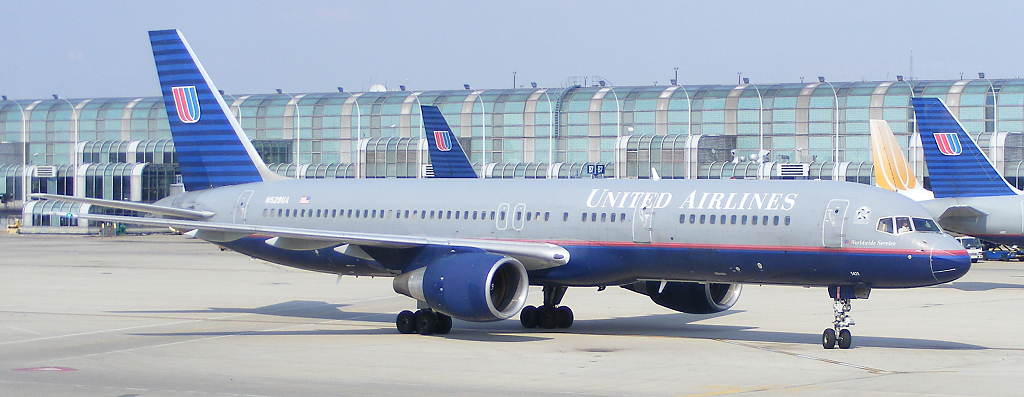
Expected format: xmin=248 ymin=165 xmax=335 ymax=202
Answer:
xmin=930 ymin=238 xmax=971 ymax=283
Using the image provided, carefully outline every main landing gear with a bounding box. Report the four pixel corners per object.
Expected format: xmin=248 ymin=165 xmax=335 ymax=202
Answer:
xmin=396 ymin=308 xmax=452 ymax=335
xmin=822 ymin=298 xmax=854 ymax=349
xmin=521 ymin=285 xmax=574 ymax=329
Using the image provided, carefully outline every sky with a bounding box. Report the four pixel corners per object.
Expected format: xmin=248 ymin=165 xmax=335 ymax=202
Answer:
xmin=2 ymin=1 xmax=1023 ymax=99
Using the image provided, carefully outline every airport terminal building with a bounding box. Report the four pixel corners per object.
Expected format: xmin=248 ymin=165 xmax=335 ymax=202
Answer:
xmin=2 ymin=77 xmax=1023 ymax=231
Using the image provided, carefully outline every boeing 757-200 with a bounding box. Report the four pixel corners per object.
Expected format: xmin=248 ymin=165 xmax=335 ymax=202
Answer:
xmin=34 ymin=29 xmax=970 ymax=350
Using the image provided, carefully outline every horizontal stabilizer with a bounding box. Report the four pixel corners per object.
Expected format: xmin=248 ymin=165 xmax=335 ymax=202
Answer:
xmin=31 ymin=194 xmax=214 ymax=220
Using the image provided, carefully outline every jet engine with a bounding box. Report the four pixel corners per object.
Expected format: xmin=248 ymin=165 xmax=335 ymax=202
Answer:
xmin=623 ymin=281 xmax=741 ymax=314
xmin=393 ymin=252 xmax=529 ymax=322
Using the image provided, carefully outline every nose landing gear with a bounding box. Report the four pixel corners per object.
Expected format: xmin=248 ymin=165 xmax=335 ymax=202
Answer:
xmin=822 ymin=298 xmax=854 ymax=349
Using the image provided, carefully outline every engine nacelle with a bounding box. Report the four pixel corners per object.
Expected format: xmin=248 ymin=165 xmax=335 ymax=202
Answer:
xmin=624 ymin=281 xmax=742 ymax=314
xmin=393 ymin=252 xmax=529 ymax=322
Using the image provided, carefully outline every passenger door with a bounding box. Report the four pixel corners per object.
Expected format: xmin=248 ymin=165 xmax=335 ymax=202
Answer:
xmin=233 ymin=190 xmax=254 ymax=224
xmin=822 ymin=199 xmax=849 ymax=248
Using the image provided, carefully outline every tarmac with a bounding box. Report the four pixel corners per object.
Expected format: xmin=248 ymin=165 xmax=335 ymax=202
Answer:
xmin=0 ymin=233 xmax=1022 ymax=396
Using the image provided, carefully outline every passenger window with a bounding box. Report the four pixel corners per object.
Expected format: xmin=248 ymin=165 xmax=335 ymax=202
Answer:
xmin=582 ymin=213 xmax=587 ymax=222
xmin=621 ymin=213 xmax=626 ymax=221
xmin=404 ymin=210 xmax=409 ymax=218
xmin=544 ymin=212 xmax=550 ymax=221
xmin=277 ymin=209 xmax=282 ymax=217
xmin=719 ymin=215 xmax=726 ymax=225
xmin=355 ymin=210 xmax=360 ymax=218
xmin=515 ymin=212 xmax=521 ymax=221
xmin=591 ymin=213 xmax=597 ymax=222
xmin=500 ymin=211 xmax=506 ymax=221
xmin=301 ymin=209 xmax=306 ymax=217
xmin=730 ymin=215 xmax=736 ymax=224
xmin=611 ymin=213 xmax=616 ymax=222
xmin=490 ymin=211 xmax=496 ymax=220
xmin=895 ymin=217 xmax=912 ymax=233
xmin=741 ymin=215 xmax=747 ymax=225
xmin=456 ymin=211 xmax=461 ymax=220
xmin=526 ymin=212 xmax=532 ymax=221
xmin=464 ymin=211 xmax=470 ymax=219
xmin=430 ymin=210 xmax=435 ymax=219
xmin=347 ymin=210 xmax=352 ymax=218
xmin=773 ymin=216 xmax=779 ymax=226
xmin=316 ymin=209 xmax=321 ymax=217
xmin=564 ymin=212 xmax=569 ymax=221
xmin=752 ymin=215 xmax=757 ymax=225
xmin=689 ymin=214 xmax=695 ymax=224
xmin=877 ymin=217 xmax=894 ymax=234
xmin=762 ymin=215 xmax=768 ymax=225
xmin=263 ymin=209 xmax=268 ymax=217
xmin=332 ymin=209 xmax=337 ymax=218
xmin=679 ymin=214 xmax=685 ymax=224
xmin=700 ymin=214 xmax=706 ymax=224
xmin=601 ymin=213 xmax=607 ymax=222
xmin=363 ymin=210 xmax=368 ymax=218
xmin=784 ymin=216 xmax=791 ymax=225
xmin=372 ymin=210 xmax=376 ymax=218
xmin=710 ymin=215 xmax=716 ymax=224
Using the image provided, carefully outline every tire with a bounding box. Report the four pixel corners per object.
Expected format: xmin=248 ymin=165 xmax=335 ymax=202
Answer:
xmin=837 ymin=329 xmax=852 ymax=349
xmin=435 ymin=312 xmax=453 ymax=335
xmin=416 ymin=310 xmax=437 ymax=335
xmin=822 ymin=328 xmax=836 ymax=349
xmin=538 ymin=305 xmax=558 ymax=329
xmin=396 ymin=310 xmax=417 ymax=334
xmin=556 ymin=306 xmax=574 ymax=328
xmin=520 ymin=305 xmax=538 ymax=328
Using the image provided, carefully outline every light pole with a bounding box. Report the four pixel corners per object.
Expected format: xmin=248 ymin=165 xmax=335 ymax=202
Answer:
xmin=679 ymin=85 xmax=691 ymax=136
xmin=53 ymin=95 xmax=78 ymax=172
xmin=980 ymin=73 xmax=998 ymax=138
xmin=607 ymin=86 xmax=622 ymax=178
xmin=2 ymin=96 xmax=27 ymax=204
xmin=896 ymin=75 xmax=915 ymax=137
xmin=743 ymin=79 xmax=764 ymax=163
xmin=818 ymin=77 xmax=840 ymax=163
xmin=276 ymin=89 xmax=300 ymax=178
xmin=474 ymin=91 xmax=487 ymax=178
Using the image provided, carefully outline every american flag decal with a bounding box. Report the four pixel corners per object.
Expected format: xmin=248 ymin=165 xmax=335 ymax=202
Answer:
xmin=299 ymin=196 xmax=310 ymax=204
xmin=171 ymin=86 xmax=201 ymax=123
xmin=934 ymin=133 xmax=962 ymax=156
xmin=434 ymin=130 xmax=452 ymax=152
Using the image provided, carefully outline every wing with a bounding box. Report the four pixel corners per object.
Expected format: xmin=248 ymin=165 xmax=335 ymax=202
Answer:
xmin=62 ymin=210 xmax=569 ymax=271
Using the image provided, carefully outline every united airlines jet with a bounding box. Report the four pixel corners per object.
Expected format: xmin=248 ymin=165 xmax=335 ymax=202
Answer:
xmin=35 ymin=30 xmax=970 ymax=350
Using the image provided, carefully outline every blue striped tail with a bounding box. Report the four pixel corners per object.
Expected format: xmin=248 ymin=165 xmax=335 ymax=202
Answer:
xmin=149 ymin=29 xmax=273 ymax=192
xmin=421 ymin=105 xmax=477 ymax=178
xmin=911 ymin=97 xmax=1016 ymax=198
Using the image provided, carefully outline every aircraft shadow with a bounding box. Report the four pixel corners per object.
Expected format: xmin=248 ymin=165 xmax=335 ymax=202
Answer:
xmin=119 ymin=301 xmax=985 ymax=349
xmin=111 ymin=300 xmax=392 ymax=323
xmin=933 ymin=281 xmax=1024 ymax=291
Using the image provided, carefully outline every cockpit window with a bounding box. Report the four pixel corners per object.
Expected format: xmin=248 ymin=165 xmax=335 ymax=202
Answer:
xmin=895 ymin=217 xmax=913 ymax=233
xmin=912 ymin=217 xmax=941 ymax=233
xmin=876 ymin=216 xmax=942 ymax=235
xmin=876 ymin=217 xmax=894 ymax=234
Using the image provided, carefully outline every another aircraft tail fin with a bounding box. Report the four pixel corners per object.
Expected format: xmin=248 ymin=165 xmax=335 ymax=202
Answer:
xmin=911 ymin=97 xmax=1016 ymax=198
xmin=421 ymin=105 xmax=477 ymax=178
xmin=869 ymin=119 xmax=934 ymax=200
xmin=149 ymin=29 xmax=282 ymax=192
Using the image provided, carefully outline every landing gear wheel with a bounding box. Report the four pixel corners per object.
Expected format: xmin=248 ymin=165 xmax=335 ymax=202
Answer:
xmin=822 ymin=328 xmax=836 ymax=349
xmin=396 ymin=310 xmax=417 ymax=334
xmin=556 ymin=306 xmax=574 ymax=328
xmin=520 ymin=305 xmax=539 ymax=328
xmin=538 ymin=305 xmax=558 ymax=329
xmin=415 ymin=309 xmax=437 ymax=335
xmin=837 ymin=329 xmax=852 ymax=349
xmin=435 ymin=312 xmax=453 ymax=335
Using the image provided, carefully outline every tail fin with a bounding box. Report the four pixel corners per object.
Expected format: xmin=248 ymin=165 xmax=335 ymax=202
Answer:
xmin=421 ymin=105 xmax=477 ymax=178
xmin=869 ymin=119 xmax=934 ymax=200
xmin=149 ymin=29 xmax=281 ymax=192
xmin=911 ymin=97 xmax=1016 ymax=198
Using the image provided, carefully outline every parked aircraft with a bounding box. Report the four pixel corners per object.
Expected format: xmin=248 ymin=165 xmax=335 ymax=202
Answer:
xmin=871 ymin=97 xmax=1024 ymax=246
xmin=35 ymin=30 xmax=970 ymax=350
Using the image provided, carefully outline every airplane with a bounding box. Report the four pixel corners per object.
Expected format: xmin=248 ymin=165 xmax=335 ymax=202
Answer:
xmin=871 ymin=97 xmax=1024 ymax=246
xmin=33 ymin=29 xmax=970 ymax=350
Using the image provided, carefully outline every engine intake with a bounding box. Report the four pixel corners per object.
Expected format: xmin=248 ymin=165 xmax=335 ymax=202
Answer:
xmin=393 ymin=252 xmax=529 ymax=322
xmin=624 ymin=281 xmax=741 ymax=314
